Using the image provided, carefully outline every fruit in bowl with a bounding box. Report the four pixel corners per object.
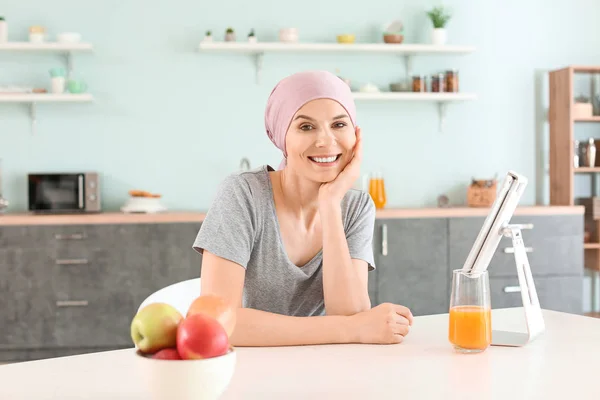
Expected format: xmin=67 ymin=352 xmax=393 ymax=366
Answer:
xmin=131 ymin=294 xmax=238 ymax=399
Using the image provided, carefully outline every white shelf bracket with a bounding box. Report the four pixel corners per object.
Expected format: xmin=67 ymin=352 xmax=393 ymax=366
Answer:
xmin=64 ymin=52 xmax=74 ymax=78
xmin=438 ymin=102 xmax=447 ymax=133
xmin=29 ymin=102 xmax=37 ymax=135
xmin=403 ymin=55 xmax=413 ymax=81
xmin=255 ymin=52 xmax=264 ymax=84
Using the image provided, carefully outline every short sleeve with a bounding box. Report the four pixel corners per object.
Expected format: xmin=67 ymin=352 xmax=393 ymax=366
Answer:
xmin=192 ymin=174 xmax=256 ymax=269
xmin=344 ymin=191 xmax=376 ymax=271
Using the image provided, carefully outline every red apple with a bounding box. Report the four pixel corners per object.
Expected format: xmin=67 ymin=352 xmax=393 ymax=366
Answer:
xmin=186 ymin=294 xmax=236 ymax=337
xmin=177 ymin=313 xmax=230 ymax=360
xmin=130 ymin=303 xmax=183 ymax=354
xmin=152 ymin=348 xmax=182 ymax=360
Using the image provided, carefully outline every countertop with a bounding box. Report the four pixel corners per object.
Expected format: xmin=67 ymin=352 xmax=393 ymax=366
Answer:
xmin=1 ymin=308 xmax=598 ymax=399
xmin=0 ymin=205 xmax=583 ymax=226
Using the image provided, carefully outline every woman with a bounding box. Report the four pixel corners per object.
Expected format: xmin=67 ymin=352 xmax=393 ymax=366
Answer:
xmin=193 ymin=70 xmax=413 ymax=346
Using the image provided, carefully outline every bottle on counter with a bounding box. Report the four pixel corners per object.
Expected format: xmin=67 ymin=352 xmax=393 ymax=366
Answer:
xmin=0 ymin=17 xmax=7 ymax=43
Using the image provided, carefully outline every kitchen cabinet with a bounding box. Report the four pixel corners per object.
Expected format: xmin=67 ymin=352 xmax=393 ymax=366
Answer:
xmin=372 ymin=218 xmax=449 ymax=317
xmin=0 ymin=210 xmax=585 ymax=362
xmin=0 ymin=222 xmax=203 ymax=362
xmin=368 ymin=213 xmax=584 ymax=318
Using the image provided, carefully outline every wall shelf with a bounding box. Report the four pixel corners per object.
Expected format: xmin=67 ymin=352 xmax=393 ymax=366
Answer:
xmin=352 ymin=92 xmax=476 ymax=132
xmin=197 ymin=41 xmax=475 ymax=84
xmin=0 ymin=42 xmax=93 ymax=75
xmin=0 ymin=94 xmax=93 ymax=134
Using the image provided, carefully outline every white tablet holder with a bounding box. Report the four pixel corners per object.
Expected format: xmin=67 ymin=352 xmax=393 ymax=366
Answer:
xmin=461 ymin=171 xmax=545 ymax=347
xmin=491 ymin=223 xmax=545 ymax=347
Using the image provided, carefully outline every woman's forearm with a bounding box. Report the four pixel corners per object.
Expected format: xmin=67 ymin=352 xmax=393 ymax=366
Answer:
xmin=230 ymin=307 xmax=354 ymax=346
xmin=320 ymin=202 xmax=371 ymax=316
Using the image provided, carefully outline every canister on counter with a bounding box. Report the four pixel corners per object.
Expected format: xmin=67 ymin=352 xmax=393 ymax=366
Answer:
xmin=445 ymin=69 xmax=459 ymax=92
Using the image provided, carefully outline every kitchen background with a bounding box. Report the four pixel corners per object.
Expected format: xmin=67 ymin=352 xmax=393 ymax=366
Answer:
xmin=1 ymin=0 xmax=599 ymax=213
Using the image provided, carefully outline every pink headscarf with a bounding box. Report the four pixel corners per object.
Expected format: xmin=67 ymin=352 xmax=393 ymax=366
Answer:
xmin=264 ymin=70 xmax=357 ymax=170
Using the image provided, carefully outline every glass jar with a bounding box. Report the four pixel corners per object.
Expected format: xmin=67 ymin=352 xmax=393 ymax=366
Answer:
xmin=445 ymin=70 xmax=459 ymax=92
xmin=431 ymin=73 xmax=445 ymax=92
xmin=412 ymin=75 xmax=425 ymax=92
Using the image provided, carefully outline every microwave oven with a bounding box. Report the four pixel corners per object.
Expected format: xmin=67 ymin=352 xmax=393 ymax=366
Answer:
xmin=28 ymin=172 xmax=101 ymax=214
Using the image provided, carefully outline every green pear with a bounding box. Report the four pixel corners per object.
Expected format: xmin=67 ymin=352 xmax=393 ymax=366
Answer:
xmin=131 ymin=303 xmax=183 ymax=354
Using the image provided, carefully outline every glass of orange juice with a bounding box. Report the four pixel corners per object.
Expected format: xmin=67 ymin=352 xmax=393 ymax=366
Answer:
xmin=368 ymin=172 xmax=387 ymax=209
xmin=448 ymin=269 xmax=492 ymax=353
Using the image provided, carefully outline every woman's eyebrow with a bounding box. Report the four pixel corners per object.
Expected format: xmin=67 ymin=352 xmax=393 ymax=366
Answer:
xmin=293 ymin=114 xmax=349 ymax=121
xmin=332 ymin=114 xmax=349 ymax=120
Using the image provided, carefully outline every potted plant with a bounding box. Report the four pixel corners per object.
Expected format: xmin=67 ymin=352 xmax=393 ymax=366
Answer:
xmin=224 ymin=27 xmax=235 ymax=42
xmin=382 ymin=20 xmax=404 ymax=44
xmin=248 ymin=29 xmax=257 ymax=43
xmin=203 ymin=30 xmax=213 ymax=43
xmin=426 ymin=6 xmax=451 ymax=45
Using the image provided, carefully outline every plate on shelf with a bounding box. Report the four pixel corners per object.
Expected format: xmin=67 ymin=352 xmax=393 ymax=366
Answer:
xmin=121 ymin=196 xmax=167 ymax=214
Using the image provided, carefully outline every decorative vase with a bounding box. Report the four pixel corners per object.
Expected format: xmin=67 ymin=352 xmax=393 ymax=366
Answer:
xmin=432 ymin=28 xmax=447 ymax=45
xmin=248 ymin=36 xmax=257 ymax=43
xmin=225 ymin=32 xmax=235 ymax=42
xmin=203 ymin=35 xmax=213 ymax=43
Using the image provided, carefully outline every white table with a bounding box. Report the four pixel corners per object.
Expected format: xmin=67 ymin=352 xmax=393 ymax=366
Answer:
xmin=2 ymin=308 xmax=599 ymax=399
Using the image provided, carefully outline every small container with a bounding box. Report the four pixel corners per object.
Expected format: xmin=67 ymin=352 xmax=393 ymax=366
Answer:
xmin=412 ymin=75 xmax=425 ymax=92
xmin=445 ymin=70 xmax=459 ymax=92
xmin=431 ymin=73 xmax=445 ymax=92
xmin=586 ymin=138 xmax=597 ymax=167
xmin=0 ymin=17 xmax=7 ymax=43
xmin=574 ymin=140 xmax=580 ymax=168
xmin=29 ymin=25 xmax=46 ymax=43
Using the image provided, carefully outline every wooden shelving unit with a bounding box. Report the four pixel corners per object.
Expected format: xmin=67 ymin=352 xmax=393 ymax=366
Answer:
xmin=549 ymin=65 xmax=600 ymax=270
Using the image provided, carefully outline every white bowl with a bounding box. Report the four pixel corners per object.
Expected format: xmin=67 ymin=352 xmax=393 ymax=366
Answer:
xmin=121 ymin=196 xmax=167 ymax=214
xmin=279 ymin=28 xmax=298 ymax=43
xmin=57 ymin=32 xmax=82 ymax=43
xmin=135 ymin=348 xmax=237 ymax=400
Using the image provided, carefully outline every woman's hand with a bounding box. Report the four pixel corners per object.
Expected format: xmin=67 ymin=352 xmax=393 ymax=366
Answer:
xmin=349 ymin=303 xmax=414 ymax=344
xmin=318 ymin=126 xmax=362 ymax=209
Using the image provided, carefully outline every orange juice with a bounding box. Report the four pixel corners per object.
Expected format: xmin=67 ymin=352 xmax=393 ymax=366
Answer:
xmin=368 ymin=175 xmax=387 ymax=209
xmin=448 ymin=305 xmax=491 ymax=351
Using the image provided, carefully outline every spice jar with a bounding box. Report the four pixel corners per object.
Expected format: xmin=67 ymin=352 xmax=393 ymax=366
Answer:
xmin=412 ymin=75 xmax=425 ymax=92
xmin=445 ymin=70 xmax=459 ymax=92
xmin=431 ymin=73 xmax=445 ymax=92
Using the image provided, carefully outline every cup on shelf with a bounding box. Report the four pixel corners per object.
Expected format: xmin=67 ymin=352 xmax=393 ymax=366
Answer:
xmin=49 ymin=67 xmax=66 ymax=94
xmin=67 ymin=79 xmax=88 ymax=94
xmin=29 ymin=25 xmax=46 ymax=43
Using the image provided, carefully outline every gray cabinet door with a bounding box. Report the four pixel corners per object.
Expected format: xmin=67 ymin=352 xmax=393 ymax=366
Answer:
xmin=490 ymin=276 xmax=583 ymax=314
xmin=448 ymin=215 xmax=584 ymax=278
xmin=374 ymin=218 xmax=449 ymax=316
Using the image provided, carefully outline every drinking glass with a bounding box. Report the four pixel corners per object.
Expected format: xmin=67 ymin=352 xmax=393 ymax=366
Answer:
xmin=448 ymin=269 xmax=492 ymax=353
xmin=368 ymin=172 xmax=387 ymax=209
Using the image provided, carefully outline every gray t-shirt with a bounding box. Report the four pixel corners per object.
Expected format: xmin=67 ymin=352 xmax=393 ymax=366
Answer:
xmin=192 ymin=165 xmax=376 ymax=317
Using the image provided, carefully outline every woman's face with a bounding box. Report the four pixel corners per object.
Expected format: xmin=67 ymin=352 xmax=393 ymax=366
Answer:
xmin=284 ymin=98 xmax=356 ymax=183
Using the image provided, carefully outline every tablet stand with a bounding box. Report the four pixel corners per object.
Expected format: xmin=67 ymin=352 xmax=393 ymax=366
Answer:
xmin=491 ymin=223 xmax=545 ymax=347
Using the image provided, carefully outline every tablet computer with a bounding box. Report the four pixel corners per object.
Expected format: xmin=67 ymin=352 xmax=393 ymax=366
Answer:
xmin=461 ymin=171 xmax=528 ymax=274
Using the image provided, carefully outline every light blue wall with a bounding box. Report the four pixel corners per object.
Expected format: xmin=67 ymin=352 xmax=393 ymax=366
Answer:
xmin=1 ymin=0 xmax=600 ymax=212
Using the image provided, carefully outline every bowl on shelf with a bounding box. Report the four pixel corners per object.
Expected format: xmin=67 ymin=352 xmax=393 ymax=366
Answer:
xmin=135 ymin=348 xmax=236 ymax=400
xmin=390 ymin=81 xmax=411 ymax=92
xmin=336 ymin=34 xmax=355 ymax=44
xmin=383 ymin=34 xmax=404 ymax=44
xmin=279 ymin=28 xmax=299 ymax=43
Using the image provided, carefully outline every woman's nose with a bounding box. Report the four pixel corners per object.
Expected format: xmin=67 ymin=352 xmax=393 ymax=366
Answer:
xmin=315 ymin=127 xmax=336 ymax=147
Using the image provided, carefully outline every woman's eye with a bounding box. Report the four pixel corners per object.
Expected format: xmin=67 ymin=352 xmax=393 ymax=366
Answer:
xmin=300 ymin=124 xmax=314 ymax=131
xmin=333 ymin=122 xmax=347 ymax=129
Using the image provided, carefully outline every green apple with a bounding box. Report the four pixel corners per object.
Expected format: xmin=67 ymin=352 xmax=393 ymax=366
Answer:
xmin=130 ymin=303 xmax=183 ymax=354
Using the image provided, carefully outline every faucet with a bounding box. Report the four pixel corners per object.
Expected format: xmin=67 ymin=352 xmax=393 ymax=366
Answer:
xmin=239 ymin=157 xmax=251 ymax=171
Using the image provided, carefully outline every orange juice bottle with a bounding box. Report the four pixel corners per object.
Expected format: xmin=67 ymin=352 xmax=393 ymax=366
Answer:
xmin=448 ymin=305 xmax=492 ymax=351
